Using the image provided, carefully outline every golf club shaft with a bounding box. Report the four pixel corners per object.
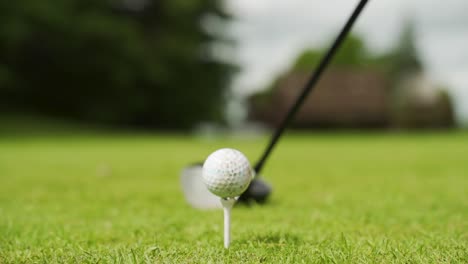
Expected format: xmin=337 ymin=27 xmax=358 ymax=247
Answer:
xmin=254 ymin=0 xmax=370 ymax=174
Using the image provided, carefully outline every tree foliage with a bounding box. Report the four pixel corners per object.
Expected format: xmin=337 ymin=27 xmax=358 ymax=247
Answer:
xmin=292 ymin=35 xmax=371 ymax=71
xmin=387 ymin=21 xmax=424 ymax=79
xmin=0 ymin=0 xmax=234 ymax=129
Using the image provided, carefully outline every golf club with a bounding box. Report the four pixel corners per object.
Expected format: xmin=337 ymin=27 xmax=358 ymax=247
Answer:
xmin=181 ymin=0 xmax=370 ymax=208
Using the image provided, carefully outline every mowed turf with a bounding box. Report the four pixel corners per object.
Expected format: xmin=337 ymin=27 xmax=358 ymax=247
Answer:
xmin=0 ymin=132 xmax=467 ymax=263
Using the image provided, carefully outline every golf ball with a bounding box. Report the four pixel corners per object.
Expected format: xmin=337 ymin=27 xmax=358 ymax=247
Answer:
xmin=202 ymin=148 xmax=253 ymax=198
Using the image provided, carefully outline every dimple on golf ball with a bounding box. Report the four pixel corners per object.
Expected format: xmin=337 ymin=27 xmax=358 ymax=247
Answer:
xmin=202 ymin=148 xmax=253 ymax=198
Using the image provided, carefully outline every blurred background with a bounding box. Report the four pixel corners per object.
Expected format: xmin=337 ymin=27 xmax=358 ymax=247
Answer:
xmin=0 ymin=0 xmax=467 ymax=133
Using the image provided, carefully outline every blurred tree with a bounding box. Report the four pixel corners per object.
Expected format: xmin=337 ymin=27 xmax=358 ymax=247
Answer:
xmin=388 ymin=21 xmax=423 ymax=79
xmin=292 ymin=34 xmax=371 ymax=71
xmin=292 ymin=49 xmax=322 ymax=71
xmin=368 ymin=20 xmax=424 ymax=83
xmin=0 ymin=0 xmax=235 ymax=129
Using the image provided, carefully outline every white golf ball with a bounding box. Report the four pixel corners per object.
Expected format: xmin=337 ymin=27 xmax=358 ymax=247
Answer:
xmin=202 ymin=148 xmax=254 ymax=198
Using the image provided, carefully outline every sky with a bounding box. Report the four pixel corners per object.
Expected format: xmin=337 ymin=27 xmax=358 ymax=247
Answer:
xmin=223 ymin=0 xmax=468 ymax=125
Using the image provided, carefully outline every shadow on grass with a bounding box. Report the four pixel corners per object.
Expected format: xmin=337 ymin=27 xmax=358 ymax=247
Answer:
xmin=240 ymin=232 xmax=302 ymax=246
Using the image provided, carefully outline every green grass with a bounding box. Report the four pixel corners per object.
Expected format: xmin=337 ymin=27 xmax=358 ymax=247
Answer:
xmin=0 ymin=132 xmax=467 ymax=263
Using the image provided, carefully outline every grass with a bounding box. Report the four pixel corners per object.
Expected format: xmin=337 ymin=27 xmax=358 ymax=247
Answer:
xmin=0 ymin=131 xmax=467 ymax=263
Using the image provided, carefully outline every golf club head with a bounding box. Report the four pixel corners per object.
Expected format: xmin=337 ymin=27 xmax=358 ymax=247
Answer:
xmin=238 ymin=176 xmax=272 ymax=204
xmin=180 ymin=162 xmax=272 ymax=209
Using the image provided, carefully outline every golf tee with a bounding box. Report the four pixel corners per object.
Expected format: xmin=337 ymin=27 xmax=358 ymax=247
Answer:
xmin=220 ymin=198 xmax=235 ymax=248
